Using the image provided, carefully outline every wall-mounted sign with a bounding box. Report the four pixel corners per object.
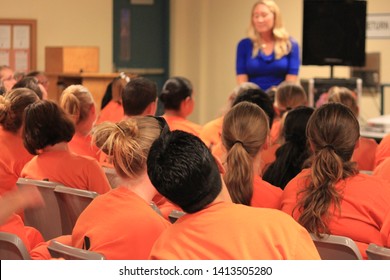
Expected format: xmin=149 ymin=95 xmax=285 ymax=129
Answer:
xmin=367 ymin=13 xmax=390 ymax=39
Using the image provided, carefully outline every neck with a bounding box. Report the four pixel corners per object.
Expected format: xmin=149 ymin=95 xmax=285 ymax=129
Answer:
xmin=259 ymin=32 xmax=274 ymax=43
xmin=164 ymin=110 xmax=186 ymax=118
xmin=42 ymin=142 xmax=69 ymax=153
xmin=122 ymin=171 xmax=157 ymax=203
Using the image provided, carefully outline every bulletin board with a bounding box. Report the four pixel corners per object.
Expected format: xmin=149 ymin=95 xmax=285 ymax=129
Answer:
xmin=0 ymin=19 xmax=36 ymax=73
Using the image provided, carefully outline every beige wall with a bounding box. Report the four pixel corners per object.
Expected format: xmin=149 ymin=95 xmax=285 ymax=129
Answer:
xmin=2 ymin=0 xmax=390 ymax=124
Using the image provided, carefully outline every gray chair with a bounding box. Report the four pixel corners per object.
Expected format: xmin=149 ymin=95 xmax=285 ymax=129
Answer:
xmin=16 ymin=178 xmax=63 ymax=241
xmin=366 ymin=243 xmax=390 ymax=260
xmin=168 ymin=210 xmax=186 ymax=224
xmin=310 ymin=233 xmax=363 ymax=260
xmin=48 ymin=240 xmax=105 ymax=260
xmin=0 ymin=232 xmax=31 ymax=260
xmin=54 ymin=185 xmax=98 ymax=235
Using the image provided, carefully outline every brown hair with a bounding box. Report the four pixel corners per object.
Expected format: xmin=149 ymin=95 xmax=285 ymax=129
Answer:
xmin=327 ymin=86 xmax=358 ymax=117
xmin=275 ymin=81 xmax=307 ymax=114
xmin=0 ymin=88 xmax=39 ymax=133
xmin=92 ymin=117 xmax=161 ymax=179
xmin=222 ymin=101 xmax=269 ymax=205
xmin=60 ymin=85 xmax=94 ymax=124
xmin=296 ymin=103 xmax=359 ymax=236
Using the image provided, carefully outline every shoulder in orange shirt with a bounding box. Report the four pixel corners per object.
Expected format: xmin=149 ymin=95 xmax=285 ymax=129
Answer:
xmin=96 ymin=101 xmax=124 ymax=124
xmin=251 ymin=175 xmax=282 ymax=209
xmin=352 ymin=136 xmax=377 ymax=171
xmin=199 ymin=116 xmax=223 ymax=148
xmin=375 ymin=133 xmax=390 ymax=168
xmin=163 ymin=115 xmax=202 ymax=137
xmin=68 ymin=132 xmax=100 ymax=161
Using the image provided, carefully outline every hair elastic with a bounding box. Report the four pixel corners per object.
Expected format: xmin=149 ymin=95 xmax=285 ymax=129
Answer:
xmin=234 ymin=140 xmax=244 ymax=146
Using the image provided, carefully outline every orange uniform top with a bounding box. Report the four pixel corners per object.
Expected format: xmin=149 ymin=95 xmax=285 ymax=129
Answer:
xmin=0 ymin=127 xmax=33 ymax=195
xmin=149 ymin=201 xmax=320 ymax=260
xmin=152 ymin=193 xmax=182 ymax=221
xmin=375 ymin=133 xmax=390 ymax=168
xmin=373 ymin=157 xmax=390 ymax=183
xmin=0 ymin=213 xmax=44 ymax=253
xmin=72 ymin=186 xmax=170 ymax=260
xmin=251 ymin=175 xmax=282 ymax=209
xmin=68 ymin=132 xmax=100 ymax=161
xmin=199 ymin=116 xmax=223 ymax=148
xmin=96 ymin=101 xmax=124 ymax=124
xmin=352 ymin=137 xmax=377 ymax=171
xmin=21 ymin=150 xmax=111 ymax=194
xmin=281 ymin=169 xmax=390 ymax=259
xmin=163 ymin=115 xmax=202 ymax=137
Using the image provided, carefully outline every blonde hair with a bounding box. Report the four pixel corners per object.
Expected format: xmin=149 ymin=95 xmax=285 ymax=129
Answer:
xmin=92 ymin=117 xmax=161 ymax=179
xmin=248 ymin=0 xmax=291 ymax=59
xmin=222 ymin=101 xmax=269 ymax=205
xmin=275 ymin=81 xmax=307 ymax=112
xmin=60 ymin=85 xmax=94 ymax=125
xmin=327 ymin=86 xmax=358 ymax=117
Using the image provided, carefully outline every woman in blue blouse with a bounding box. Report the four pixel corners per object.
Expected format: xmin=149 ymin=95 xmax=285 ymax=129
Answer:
xmin=236 ymin=0 xmax=300 ymax=91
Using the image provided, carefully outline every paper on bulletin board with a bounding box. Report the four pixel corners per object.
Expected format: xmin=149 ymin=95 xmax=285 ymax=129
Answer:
xmin=0 ymin=25 xmax=11 ymax=49
xmin=14 ymin=49 xmax=29 ymax=72
xmin=0 ymin=50 xmax=10 ymax=66
xmin=13 ymin=25 xmax=30 ymax=49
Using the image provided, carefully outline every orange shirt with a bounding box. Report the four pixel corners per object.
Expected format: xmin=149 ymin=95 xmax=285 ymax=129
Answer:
xmin=0 ymin=127 xmax=33 ymax=195
xmin=281 ymin=168 xmax=390 ymax=259
xmin=96 ymin=100 xmax=123 ymax=124
xmin=373 ymin=157 xmax=390 ymax=183
xmin=30 ymin=235 xmax=72 ymax=260
xmin=352 ymin=137 xmax=377 ymax=171
xmin=251 ymin=175 xmax=282 ymax=209
xmin=0 ymin=213 xmax=44 ymax=253
xmin=199 ymin=116 xmax=223 ymax=148
xmin=72 ymin=186 xmax=170 ymax=259
xmin=149 ymin=201 xmax=320 ymax=260
xmin=68 ymin=132 xmax=100 ymax=161
xmin=375 ymin=133 xmax=390 ymax=167
xmin=152 ymin=193 xmax=182 ymax=221
xmin=163 ymin=115 xmax=202 ymax=137
xmin=21 ymin=150 xmax=111 ymax=194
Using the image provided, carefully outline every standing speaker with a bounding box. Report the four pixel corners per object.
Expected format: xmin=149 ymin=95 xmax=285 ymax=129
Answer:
xmin=302 ymin=0 xmax=367 ymax=66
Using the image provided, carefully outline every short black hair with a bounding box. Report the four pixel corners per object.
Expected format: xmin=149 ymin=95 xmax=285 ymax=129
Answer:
xmin=159 ymin=77 xmax=192 ymax=110
xmin=147 ymin=130 xmax=222 ymax=213
xmin=23 ymin=100 xmax=75 ymax=155
xmin=122 ymin=77 xmax=157 ymax=116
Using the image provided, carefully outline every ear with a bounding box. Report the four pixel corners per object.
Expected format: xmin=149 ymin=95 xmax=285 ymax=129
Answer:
xmin=180 ymin=96 xmax=193 ymax=116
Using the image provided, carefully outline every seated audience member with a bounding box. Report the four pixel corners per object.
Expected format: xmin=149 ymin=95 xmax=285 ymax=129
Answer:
xmin=146 ymin=130 xmax=320 ymax=260
xmin=26 ymin=70 xmax=50 ymax=93
xmin=271 ymin=81 xmax=307 ymax=144
xmin=222 ymin=102 xmax=282 ymax=208
xmin=60 ymin=85 xmax=100 ymax=160
xmin=21 ymin=100 xmax=111 ymax=194
xmin=160 ymin=76 xmax=202 ymax=136
xmin=327 ymin=86 xmax=377 ymax=171
xmin=0 ymin=88 xmax=39 ymax=195
xmin=263 ymin=106 xmax=314 ymax=190
xmin=122 ymin=77 xmax=158 ymax=117
xmin=0 ymin=65 xmax=17 ymax=93
xmin=199 ymin=82 xmax=260 ymax=149
xmin=375 ymin=133 xmax=390 ymax=168
xmin=72 ymin=117 xmax=170 ymax=259
xmin=280 ymin=103 xmax=390 ymax=259
xmin=12 ymin=76 xmax=45 ymax=100
xmin=96 ymin=76 xmax=127 ymax=124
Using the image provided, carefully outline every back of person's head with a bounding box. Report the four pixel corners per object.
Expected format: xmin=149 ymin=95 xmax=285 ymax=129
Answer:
xmin=23 ymin=100 xmax=75 ymax=155
xmin=222 ymin=101 xmax=269 ymax=205
xmin=92 ymin=117 xmax=162 ymax=179
xmin=296 ymin=103 xmax=359 ymax=236
xmin=159 ymin=76 xmax=193 ymax=110
xmin=12 ymin=76 xmax=43 ymax=99
xmin=0 ymin=88 xmax=39 ymax=133
xmin=147 ymin=130 xmax=222 ymax=213
xmin=275 ymin=81 xmax=307 ymax=116
xmin=232 ymin=88 xmax=275 ymax=128
xmin=262 ymin=106 xmax=314 ymax=189
xmin=26 ymin=70 xmax=49 ymax=92
xmin=60 ymin=85 xmax=94 ymax=125
xmin=327 ymin=86 xmax=358 ymax=117
xmin=122 ymin=77 xmax=157 ymax=116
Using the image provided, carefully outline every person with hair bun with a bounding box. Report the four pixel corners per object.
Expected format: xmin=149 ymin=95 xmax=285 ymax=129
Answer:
xmin=21 ymin=100 xmax=110 ymax=194
xmin=160 ymin=76 xmax=202 ymax=137
xmin=0 ymin=88 xmax=39 ymax=195
xmin=281 ymin=103 xmax=390 ymax=259
xmin=60 ymin=84 xmax=100 ymax=160
xmin=71 ymin=117 xmax=170 ymax=259
xmin=222 ymin=101 xmax=282 ymax=209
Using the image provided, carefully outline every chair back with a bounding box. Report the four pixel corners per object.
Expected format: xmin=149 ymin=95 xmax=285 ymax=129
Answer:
xmin=366 ymin=243 xmax=390 ymax=260
xmin=310 ymin=233 xmax=363 ymax=260
xmin=168 ymin=210 xmax=186 ymax=223
xmin=16 ymin=178 xmax=63 ymax=240
xmin=102 ymin=166 xmax=122 ymax=188
xmin=54 ymin=185 xmax=98 ymax=235
xmin=48 ymin=240 xmax=105 ymax=260
xmin=0 ymin=232 xmax=31 ymax=260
